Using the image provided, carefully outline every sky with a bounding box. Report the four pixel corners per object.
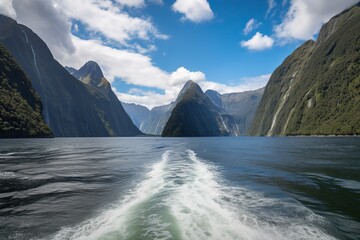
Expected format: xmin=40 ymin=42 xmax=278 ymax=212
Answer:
xmin=0 ymin=0 xmax=358 ymax=109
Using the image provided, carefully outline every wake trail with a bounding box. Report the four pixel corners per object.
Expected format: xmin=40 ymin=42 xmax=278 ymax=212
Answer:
xmin=49 ymin=150 xmax=335 ymax=240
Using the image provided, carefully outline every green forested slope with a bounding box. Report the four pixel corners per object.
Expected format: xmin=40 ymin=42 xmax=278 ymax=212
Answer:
xmin=0 ymin=44 xmax=52 ymax=137
xmin=250 ymin=4 xmax=360 ymax=136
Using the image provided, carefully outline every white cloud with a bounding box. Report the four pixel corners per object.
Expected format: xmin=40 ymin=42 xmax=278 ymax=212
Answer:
xmin=0 ymin=0 xmax=16 ymax=18
xmin=199 ymin=74 xmax=270 ymax=94
xmin=241 ymin=32 xmax=274 ymax=51
xmin=172 ymin=0 xmax=214 ymax=23
xmin=114 ymin=0 xmax=145 ymax=8
xmin=266 ymin=0 xmax=276 ymax=17
xmin=62 ymin=36 xmax=169 ymax=88
xmin=275 ymin=0 xmax=358 ymax=41
xmin=243 ymin=18 xmax=261 ymax=35
xmin=170 ymin=67 xmax=206 ymax=86
xmin=57 ymin=0 xmax=168 ymax=45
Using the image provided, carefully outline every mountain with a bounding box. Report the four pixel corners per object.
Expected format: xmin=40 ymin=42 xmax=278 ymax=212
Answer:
xmin=162 ymin=81 xmax=239 ymax=137
xmin=140 ymin=103 xmax=173 ymax=135
xmin=205 ymin=88 xmax=264 ymax=135
xmin=249 ymin=4 xmax=360 ymax=136
xmin=121 ymin=102 xmax=150 ymax=129
xmin=0 ymin=15 xmax=141 ymax=137
xmin=64 ymin=66 xmax=77 ymax=75
xmin=0 ymin=43 xmax=52 ymax=138
xmin=70 ymin=61 xmax=112 ymax=96
xmin=68 ymin=61 xmax=148 ymax=131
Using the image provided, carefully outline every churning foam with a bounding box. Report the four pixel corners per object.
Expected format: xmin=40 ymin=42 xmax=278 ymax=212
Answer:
xmin=50 ymin=150 xmax=335 ymax=240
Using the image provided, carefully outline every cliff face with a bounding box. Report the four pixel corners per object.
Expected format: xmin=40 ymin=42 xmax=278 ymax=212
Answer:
xmin=0 ymin=15 xmax=140 ymax=137
xmin=162 ymin=81 xmax=239 ymax=137
xmin=121 ymin=102 xmax=150 ymax=130
xmin=140 ymin=103 xmax=173 ymax=135
xmin=0 ymin=43 xmax=52 ymax=138
xmin=206 ymin=88 xmax=264 ymax=135
xmin=250 ymin=4 xmax=360 ymax=136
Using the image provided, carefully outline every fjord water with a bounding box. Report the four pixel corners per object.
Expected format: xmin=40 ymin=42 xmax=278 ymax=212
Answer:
xmin=0 ymin=138 xmax=359 ymax=240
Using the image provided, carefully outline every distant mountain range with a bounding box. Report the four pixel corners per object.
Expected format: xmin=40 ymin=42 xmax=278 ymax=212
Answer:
xmin=249 ymin=3 xmax=360 ymax=136
xmin=136 ymin=85 xmax=263 ymax=136
xmin=0 ymin=15 xmax=140 ymax=137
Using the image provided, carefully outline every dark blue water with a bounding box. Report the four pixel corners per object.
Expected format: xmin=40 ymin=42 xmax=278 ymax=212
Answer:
xmin=0 ymin=137 xmax=359 ymax=240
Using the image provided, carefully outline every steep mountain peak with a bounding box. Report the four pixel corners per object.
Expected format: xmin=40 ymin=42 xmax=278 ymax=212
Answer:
xmin=82 ymin=61 xmax=104 ymax=77
xmin=71 ymin=60 xmax=111 ymax=96
xmin=162 ymin=81 xmax=241 ymax=137
xmin=176 ymin=80 xmax=204 ymax=103
xmin=75 ymin=60 xmax=104 ymax=80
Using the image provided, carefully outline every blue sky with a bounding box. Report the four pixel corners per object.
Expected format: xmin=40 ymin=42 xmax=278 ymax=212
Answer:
xmin=145 ymin=0 xmax=299 ymax=82
xmin=1 ymin=0 xmax=358 ymax=108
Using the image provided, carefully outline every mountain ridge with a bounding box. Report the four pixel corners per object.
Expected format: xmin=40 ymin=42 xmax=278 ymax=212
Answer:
xmin=249 ymin=4 xmax=360 ymax=136
xmin=0 ymin=14 xmax=141 ymax=137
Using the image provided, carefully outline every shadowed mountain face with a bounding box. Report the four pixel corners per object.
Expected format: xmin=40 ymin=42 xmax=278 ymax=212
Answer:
xmin=0 ymin=15 xmax=140 ymax=137
xmin=162 ymin=81 xmax=239 ymax=137
xmin=250 ymin=4 xmax=360 ymax=136
xmin=0 ymin=43 xmax=52 ymax=138
xmin=121 ymin=102 xmax=150 ymax=129
xmin=205 ymin=88 xmax=264 ymax=135
xmin=140 ymin=103 xmax=173 ymax=135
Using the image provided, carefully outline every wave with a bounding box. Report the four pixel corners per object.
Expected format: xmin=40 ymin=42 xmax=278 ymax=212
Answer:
xmin=49 ymin=150 xmax=335 ymax=240
xmin=0 ymin=171 xmax=16 ymax=178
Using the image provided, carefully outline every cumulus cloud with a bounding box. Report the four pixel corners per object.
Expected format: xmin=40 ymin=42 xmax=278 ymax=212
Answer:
xmin=243 ymin=18 xmax=261 ymax=35
xmin=170 ymin=67 xmax=206 ymax=86
xmin=57 ymin=0 xmax=168 ymax=45
xmin=0 ymin=0 xmax=16 ymax=19
xmin=275 ymin=0 xmax=358 ymax=41
xmin=172 ymin=0 xmax=214 ymax=23
xmin=241 ymin=32 xmax=274 ymax=51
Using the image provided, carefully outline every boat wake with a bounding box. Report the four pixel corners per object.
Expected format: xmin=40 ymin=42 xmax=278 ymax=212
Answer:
xmin=50 ymin=150 xmax=334 ymax=240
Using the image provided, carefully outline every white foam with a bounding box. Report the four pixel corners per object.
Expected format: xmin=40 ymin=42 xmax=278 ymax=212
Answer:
xmin=0 ymin=171 xmax=16 ymax=178
xmin=50 ymin=151 xmax=169 ymax=240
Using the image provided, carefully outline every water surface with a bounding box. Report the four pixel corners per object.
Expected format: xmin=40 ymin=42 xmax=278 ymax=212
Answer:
xmin=0 ymin=137 xmax=359 ymax=239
